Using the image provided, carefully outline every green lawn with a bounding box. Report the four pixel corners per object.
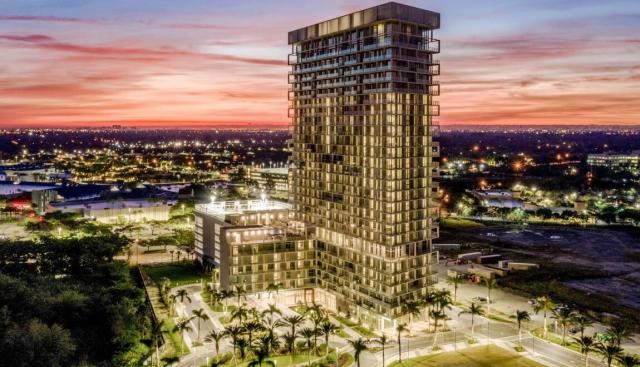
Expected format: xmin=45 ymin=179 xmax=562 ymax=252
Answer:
xmin=144 ymin=263 xmax=203 ymax=287
xmin=441 ymin=217 xmax=485 ymax=229
xmin=388 ymin=345 xmax=543 ymax=367
xmin=212 ymin=351 xmax=344 ymax=367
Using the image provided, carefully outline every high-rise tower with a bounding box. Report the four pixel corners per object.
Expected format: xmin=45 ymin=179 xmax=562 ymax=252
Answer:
xmin=288 ymin=2 xmax=441 ymax=329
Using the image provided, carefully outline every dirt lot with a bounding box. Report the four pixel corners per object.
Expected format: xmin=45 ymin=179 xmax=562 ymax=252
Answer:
xmin=440 ymin=222 xmax=640 ymax=311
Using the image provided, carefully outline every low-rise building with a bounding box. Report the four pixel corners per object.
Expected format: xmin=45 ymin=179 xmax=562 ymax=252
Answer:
xmin=49 ymin=199 xmax=175 ymax=223
xmin=587 ymin=152 xmax=640 ymax=175
xmin=194 ymin=199 xmax=316 ymax=301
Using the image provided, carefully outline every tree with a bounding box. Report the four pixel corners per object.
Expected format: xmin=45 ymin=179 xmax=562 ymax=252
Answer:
xmin=266 ymin=282 xmax=284 ymax=303
xmin=234 ymin=337 xmax=249 ymax=361
xmin=400 ymin=300 xmax=421 ymax=333
xmin=617 ymin=354 xmax=640 ymax=367
xmin=281 ymin=331 xmax=297 ymax=364
xmin=552 ymin=308 xmax=574 ymax=345
xmin=248 ymin=338 xmax=275 ymax=367
xmin=231 ymin=305 xmax=250 ymax=325
xmin=319 ymin=320 xmax=339 ymax=356
xmin=483 ymin=277 xmax=497 ymax=314
xmin=261 ymin=304 xmax=282 ymax=319
xmin=174 ymin=289 xmax=191 ymax=304
xmin=244 ymin=320 xmax=264 ymax=347
xmin=151 ymin=319 xmax=165 ymax=367
xmin=235 ymin=285 xmax=247 ymax=305
xmin=192 ymin=308 xmax=210 ymax=343
xmin=459 ymin=302 xmax=485 ymax=336
xmin=396 ymin=323 xmax=408 ymax=363
xmin=606 ymin=322 xmax=635 ymax=347
xmin=375 ymin=334 xmax=390 ymax=367
xmin=173 ymin=317 xmax=194 ymax=356
xmin=533 ymin=296 xmax=556 ymax=338
xmin=573 ymin=336 xmax=596 ymax=367
xmin=572 ymin=313 xmax=593 ymax=339
xmin=347 ymin=337 xmax=370 ymax=367
xmin=446 ymin=274 xmax=464 ymax=303
xmin=298 ymin=327 xmax=316 ymax=366
xmin=220 ymin=289 xmax=234 ymax=312
xmin=281 ymin=314 xmax=306 ymax=337
xmin=205 ymin=329 xmax=227 ymax=356
xmin=430 ymin=309 xmax=446 ymax=348
xmin=514 ymin=310 xmax=531 ymax=346
xmin=225 ymin=325 xmax=245 ymax=366
xmin=596 ymin=342 xmax=623 ymax=367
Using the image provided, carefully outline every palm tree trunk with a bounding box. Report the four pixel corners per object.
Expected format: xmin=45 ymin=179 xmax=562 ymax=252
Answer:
xmin=398 ymin=338 xmax=402 ymax=363
xmin=585 ymin=352 xmax=589 ymax=367
xmin=543 ymin=313 xmax=547 ymax=338
xmin=432 ymin=319 xmax=439 ymax=348
xmin=382 ymin=347 xmax=385 ymax=367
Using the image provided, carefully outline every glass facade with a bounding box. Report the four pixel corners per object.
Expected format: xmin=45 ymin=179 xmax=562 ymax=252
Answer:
xmin=289 ymin=3 xmax=441 ymax=325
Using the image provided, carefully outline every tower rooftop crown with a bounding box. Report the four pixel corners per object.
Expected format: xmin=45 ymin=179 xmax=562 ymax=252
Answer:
xmin=288 ymin=2 xmax=440 ymax=44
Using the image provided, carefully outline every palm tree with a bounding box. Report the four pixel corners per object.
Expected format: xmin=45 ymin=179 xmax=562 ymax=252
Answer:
xmin=375 ymin=334 xmax=390 ymax=367
xmin=150 ymin=319 xmax=165 ymax=367
xmin=261 ymin=316 xmax=281 ymax=353
xmin=262 ymin=304 xmax=282 ymax=319
xmin=434 ymin=289 xmax=453 ymax=312
xmin=192 ymin=308 xmax=210 ymax=342
xmin=244 ymin=320 xmax=265 ymax=347
xmin=573 ymin=336 xmax=596 ymax=367
xmin=606 ymin=322 xmax=635 ymax=347
xmin=231 ymin=305 xmax=250 ymax=324
xmin=319 ymin=320 xmax=340 ymax=356
xmin=400 ymin=300 xmax=421 ymax=334
xmin=298 ymin=327 xmax=316 ymax=366
xmin=459 ymin=302 xmax=485 ymax=336
xmin=552 ymin=308 xmax=574 ymax=345
xmin=174 ymin=288 xmax=192 ymax=304
xmin=514 ymin=310 xmax=531 ymax=346
xmin=617 ymin=354 xmax=640 ymax=367
xmin=348 ymin=338 xmax=370 ymax=367
xmin=281 ymin=314 xmax=306 ymax=337
xmin=234 ymin=285 xmax=247 ymax=305
xmin=235 ymin=337 xmax=249 ymax=361
xmin=205 ymin=329 xmax=227 ymax=356
xmin=225 ymin=325 xmax=245 ymax=366
xmin=173 ymin=316 xmax=194 ymax=356
xmin=248 ymin=339 xmax=275 ymax=367
xmin=533 ymin=296 xmax=555 ymax=338
xmin=572 ymin=313 xmax=593 ymax=339
xmin=205 ymin=284 xmax=217 ymax=307
xmin=423 ymin=291 xmax=437 ymax=329
xmin=396 ymin=323 xmax=408 ymax=363
xmin=281 ymin=331 xmax=297 ymax=364
xmin=430 ymin=309 xmax=446 ymax=348
xmin=220 ymin=289 xmax=234 ymax=312
xmin=596 ymin=342 xmax=623 ymax=367
xmin=266 ymin=282 xmax=284 ymax=304
xmin=446 ymin=274 xmax=465 ymax=303
xmin=483 ymin=277 xmax=497 ymax=314
xmin=309 ymin=313 xmax=324 ymax=353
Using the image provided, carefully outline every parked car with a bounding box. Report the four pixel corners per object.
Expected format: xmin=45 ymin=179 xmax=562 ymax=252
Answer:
xmin=472 ymin=296 xmax=488 ymax=303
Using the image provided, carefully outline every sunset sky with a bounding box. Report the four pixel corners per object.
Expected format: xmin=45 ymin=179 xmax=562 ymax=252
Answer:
xmin=0 ymin=0 xmax=639 ymax=128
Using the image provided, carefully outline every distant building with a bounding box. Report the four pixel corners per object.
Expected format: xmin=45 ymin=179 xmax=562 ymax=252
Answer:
xmin=0 ymin=164 xmax=70 ymax=182
xmin=250 ymin=167 xmax=289 ymax=192
xmin=468 ymin=189 xmax=524 ymax=209
xmin=49 ymin=198 xmax=175 ymax=223
xmin=587 ymin=152 xmax=640 ymax=175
